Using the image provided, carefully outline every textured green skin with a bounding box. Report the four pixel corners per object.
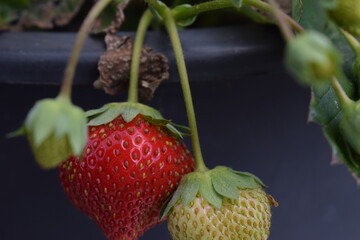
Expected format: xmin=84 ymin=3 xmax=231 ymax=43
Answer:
xmin=330 ymin=0 xmax=360 ymax=36
xmin=28 ymin=133 xmax=72 ymax=169
xmin=168 ymin=189 xmax=271 ymax=240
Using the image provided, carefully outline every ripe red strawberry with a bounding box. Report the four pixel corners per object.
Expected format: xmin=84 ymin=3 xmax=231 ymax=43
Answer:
xmin=59 ymin=103 xmax=194 ymax=240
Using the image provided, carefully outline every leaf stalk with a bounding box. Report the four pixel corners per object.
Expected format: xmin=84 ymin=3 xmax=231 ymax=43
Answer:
xmin=59 ymin=0 xmax=113 ymax=99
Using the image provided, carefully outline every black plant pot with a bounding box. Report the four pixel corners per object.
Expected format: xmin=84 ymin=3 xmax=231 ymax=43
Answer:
xmin=1 ymin=24 xmax=360 ymax=240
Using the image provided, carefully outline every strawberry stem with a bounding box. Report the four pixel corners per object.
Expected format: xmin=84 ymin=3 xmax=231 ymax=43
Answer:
xmin=245 ymin=0 xmax=304 ymax=33
xmin=170 ymin=0 xmax=304 ymax=33
xmin=162 ymin=9 xmax=208 ymax=172
xmin=340 ymin=28 xmax=360 ymax=57
xmin=267 ymin=0 xmax=295 ymax=42
xmin=330 ymin=77 xmax=353 ymax=106
xmin=59 ymin=0 xmax=113 ymax=99
xmin=128 ymin=10 xmax=154 ymax=103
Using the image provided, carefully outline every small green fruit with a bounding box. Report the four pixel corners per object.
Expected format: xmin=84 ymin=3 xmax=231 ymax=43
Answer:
xmin=16 ymin=96 xmax=87 ymax=169
xmin=168 ymin=188 xmax=272 ymax=240
xmin=285 ymin=31 xmax=340 ymax=86
xmin=161 ymin=166 xmax=276 ymax=240
xmin=329 ymin=0 xmax=360 ymax=36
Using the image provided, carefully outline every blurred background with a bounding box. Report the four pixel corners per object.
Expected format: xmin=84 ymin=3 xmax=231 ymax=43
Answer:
xmin=1 ymin=1 xmax=360 ymax=239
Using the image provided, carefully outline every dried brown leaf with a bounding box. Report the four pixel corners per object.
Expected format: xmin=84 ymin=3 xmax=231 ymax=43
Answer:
xmin=95 ymin=34 xmax=169 ymax=102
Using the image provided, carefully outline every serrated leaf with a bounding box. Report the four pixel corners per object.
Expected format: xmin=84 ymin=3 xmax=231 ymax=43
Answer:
xmin=292 ymin=0 xmax=303 ymax=22
xmin=293 ymin=0 xmax=360 ymax=177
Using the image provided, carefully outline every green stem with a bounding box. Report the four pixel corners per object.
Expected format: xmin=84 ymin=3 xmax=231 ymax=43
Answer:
xmin=162 ymin=9 xmax=208 ymax=172
xmin=172 ymin=0 xmax=304 ymax=33
xmin=340 ymin=28 xmax=360 ymax=57
xmin=59 ymin=0 xmax=112 ymax=99
xmin=128 ymin=10 xmax=154 ymax=103
xmin=267 ymin=0 xmax=294 ymax=41
xmin=330 ymin=77 xmax=353 ymax=106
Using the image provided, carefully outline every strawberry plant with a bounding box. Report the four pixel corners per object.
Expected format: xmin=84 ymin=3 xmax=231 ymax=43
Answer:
xmin=6 ymin=0 xmax=360 ymax=239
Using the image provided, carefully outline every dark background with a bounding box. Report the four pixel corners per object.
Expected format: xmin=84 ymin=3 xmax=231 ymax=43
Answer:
xmin=1 ymin=25 xmax=360 ymax=240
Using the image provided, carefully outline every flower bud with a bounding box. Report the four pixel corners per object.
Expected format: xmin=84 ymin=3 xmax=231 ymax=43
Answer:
xmin=285 ymin=31 xmax=340 ymax=86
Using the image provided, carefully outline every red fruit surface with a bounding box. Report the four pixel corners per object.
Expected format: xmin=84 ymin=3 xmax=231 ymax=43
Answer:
xmin=59 ymin=114 xmax=194 ymax=240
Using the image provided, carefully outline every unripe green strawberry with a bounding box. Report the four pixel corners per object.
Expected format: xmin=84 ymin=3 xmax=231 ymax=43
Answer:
xmin=160 ymin=166 xmax=277 ymax=240
xmin=10 ymin=96 xmax=87 ymax=168
xmin=168 ymin=189 xmax=272 ymax=240
xmin=329 ymin=0 xmax=360 ymax=36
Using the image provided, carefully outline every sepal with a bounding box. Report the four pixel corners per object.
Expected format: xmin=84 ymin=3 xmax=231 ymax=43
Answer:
xmin=86 ymin=102 xmax=189 ymax=139
xmin=160 ymin=166 xmax=265 ymax=220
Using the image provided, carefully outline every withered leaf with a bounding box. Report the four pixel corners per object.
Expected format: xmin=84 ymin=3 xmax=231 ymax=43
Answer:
xmin=95 ymin=34 xmax=169 ymax=102
xmin=91 ymin=0 xmax=129 ymax=34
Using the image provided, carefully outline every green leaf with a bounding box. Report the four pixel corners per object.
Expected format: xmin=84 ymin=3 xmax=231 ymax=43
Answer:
xmin=292 ymin=0 xmax=303 ymax=22
xmin=293 ymin=0 xmax=360 ymax=177
xmin=231 ymin=0 xmax=243 ymax=8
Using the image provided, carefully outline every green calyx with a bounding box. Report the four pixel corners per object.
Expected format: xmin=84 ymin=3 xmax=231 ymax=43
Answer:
xmin=86 ymin=102 xmax=189 ymax=139
xmin=11 ymin=96 xmax=87 ymax=169
xmin=285 ymin=30 xmax=340 ymax=86
xmin=160 ymin=166 xmax=265 ymax=219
